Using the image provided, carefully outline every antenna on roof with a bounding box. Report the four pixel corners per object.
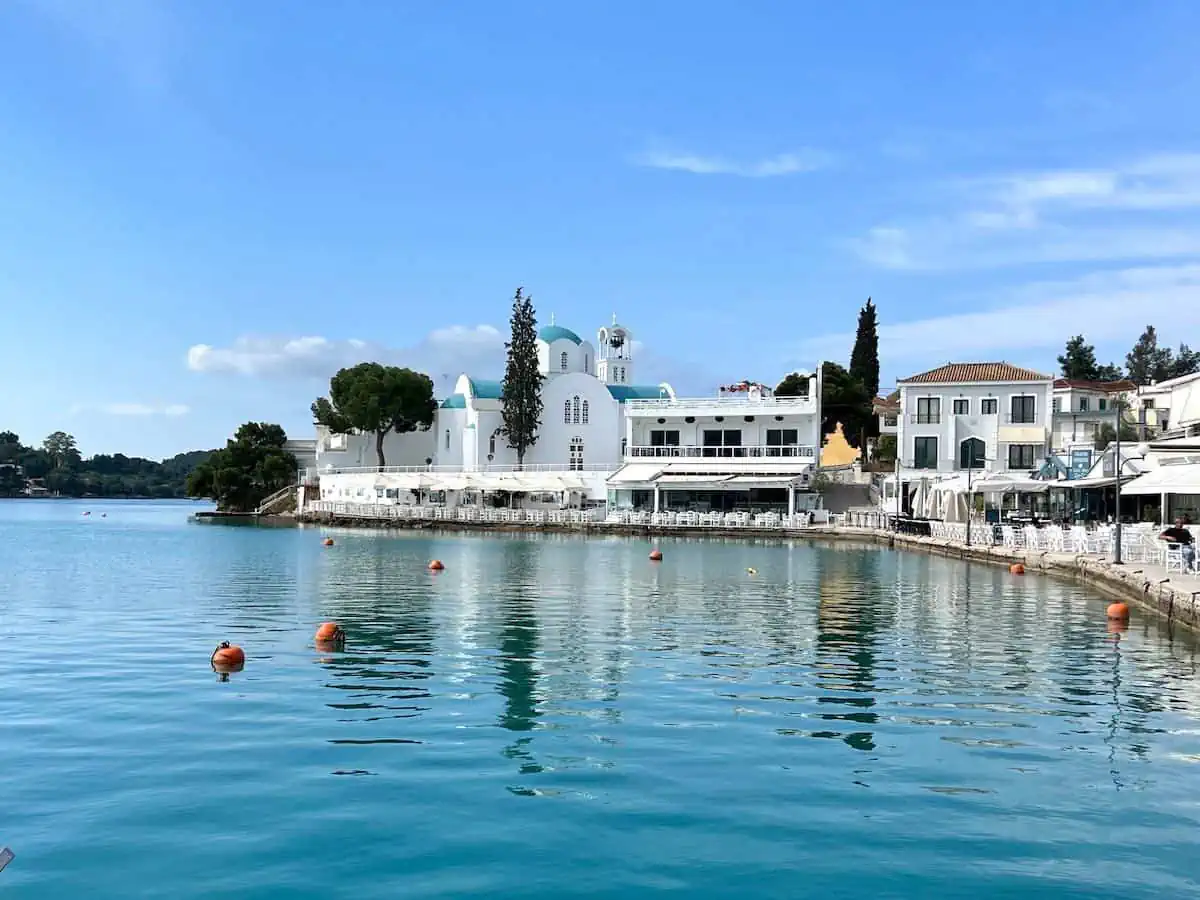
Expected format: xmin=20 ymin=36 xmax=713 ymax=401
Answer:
xmin=612 ymin=312 xmax=618 ymax=325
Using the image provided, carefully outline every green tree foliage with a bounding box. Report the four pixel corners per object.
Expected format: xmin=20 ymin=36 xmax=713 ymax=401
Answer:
xmin=849 ymin=297 xmax=881 ymax=399
xmin=42 ymin=431 xmax=80 ymax=469
xmin=312 ymin=363 xmax=436 ymax=467
xmin=1094 ymin=421 xmax=1139 ymax=449
xmin=1125 ymin=325 xmax=1200 ymax=384
xmin=500 ymin=287 xmax=544 ymax=466
xmin=1058 ymin=335 xmax=1123 ymax=381
xmin=820 ymin=362 xmax=872 ymax=446
xmin=186 ymin=422 xmax=296 ymax=512
xmin=0 ymin=431 xmax=213 ymax=498
xmin=876 ymin=433 xmax=897 ymax=462
xmin=773 ymin=372 xmax=811 ymax=397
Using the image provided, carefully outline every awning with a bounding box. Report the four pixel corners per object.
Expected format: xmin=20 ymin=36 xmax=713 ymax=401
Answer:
xmin=1122 ymin=463 xmax=1200 ymax=496
xmin=725 ymin=475 xmax=806 ymax=486
xmin=656 ymin=473 xmax=736 ymax=484
xmin=1064 ymin=474 xmax=1134 ymax=489
xmin=607 ymin=463 xmax=666 ymax=485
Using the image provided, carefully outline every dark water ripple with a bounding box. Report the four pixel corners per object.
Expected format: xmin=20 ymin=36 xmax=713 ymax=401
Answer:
xmin=1 ymin=501 xmax=1200 ymax=898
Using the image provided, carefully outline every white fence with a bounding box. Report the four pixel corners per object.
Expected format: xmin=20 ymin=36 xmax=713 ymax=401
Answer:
xmin=306 ymin=500 xmax=845 ymax=530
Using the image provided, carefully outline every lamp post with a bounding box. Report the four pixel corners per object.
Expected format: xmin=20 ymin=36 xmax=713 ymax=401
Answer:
xmin=1113 ymin=397 xmax=1123 ymax=565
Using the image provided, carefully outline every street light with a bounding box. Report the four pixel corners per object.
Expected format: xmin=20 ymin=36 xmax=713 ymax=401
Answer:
xmin=1113 ymin=397 xmax=1123 ymax=565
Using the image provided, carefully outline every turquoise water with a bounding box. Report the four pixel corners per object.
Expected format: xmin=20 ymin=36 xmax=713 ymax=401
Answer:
xmin=2 ymin=500 xmax=1200 ymax=898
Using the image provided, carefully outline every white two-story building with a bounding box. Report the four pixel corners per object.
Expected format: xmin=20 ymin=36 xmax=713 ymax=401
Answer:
xmin=1050 ymin=378 xmax=1136 ymax=451
xmin=605 ymin=372 xmax=824 ymax=516
xmin=896 ymin=362 xmax=1054 ymax=478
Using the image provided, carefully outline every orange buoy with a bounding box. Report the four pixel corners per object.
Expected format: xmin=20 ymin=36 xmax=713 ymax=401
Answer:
xmin=649 ymin=549 xmax=663 ymax=561
xmin=315 ymin=622 xmax=344 ymax=644
xmin=210 ymin=641 xmax=246 ymax=672
xmin=1107 ymin=602 xmax=1130 ymax=621
xmin=323 ymin=537 xmax=334 ymax=546
xmin=428 ymin=559 xmax=445 ymax=571
xmin=1009 ymin=563 xmax=1025 ymax=575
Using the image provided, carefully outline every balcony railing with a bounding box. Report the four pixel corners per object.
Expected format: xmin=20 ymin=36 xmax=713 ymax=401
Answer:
xmin=909 ymin=414 xmax=942 ymax=424
xmin=627 ymin=445 xmax=817 ymax=459
xmin=625 ymin=396 xmax=815 ymax=411
xmin=1004 ymin=414 xmax=1039 ymax=425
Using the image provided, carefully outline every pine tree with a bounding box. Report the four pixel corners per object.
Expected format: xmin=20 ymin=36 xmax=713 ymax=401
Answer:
xmin=848 ymin=297 xmax=880 ymax=399
xmin=500 ymin=287 xmax=544 ymax=467
xmin=1126 ymin=325 xmax=1173 ymax=385
xmin=1058 ymin=334 xmax=1122 ymax=381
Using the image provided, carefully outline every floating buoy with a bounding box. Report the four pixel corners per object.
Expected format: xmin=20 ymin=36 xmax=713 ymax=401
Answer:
xmin=428 ymin=559 xmax=445 ymax=571
xmin=649 ymin=549 xmax=663 ymax=561
xmin=746 ymin=567 xmax=757 ymax=576
xmin=101 ymin=513 xmax=107 ymax=518
xmin=210 ymin=641 xmax=245 ymax=672
xmin=323 ymin=537 xmax=334 ymax=547
xmin=1009 ymin=563 xmax=1025 ymax=575
xmin=315 ymin=622 xmax=344 ymax=645
xmin=82 ymin=511 xmax=90 ymax=516
xmin=1106 ymin=602 xmax=1130 ymax=621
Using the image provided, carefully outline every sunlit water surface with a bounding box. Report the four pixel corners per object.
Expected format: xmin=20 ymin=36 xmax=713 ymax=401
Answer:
xmin=2 ymin=499 xmax=1199 ymax=899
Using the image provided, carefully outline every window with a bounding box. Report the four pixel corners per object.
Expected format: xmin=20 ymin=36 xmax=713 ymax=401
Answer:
xmin=913 ymin=437 xmax=938 ymax=469
xmin=953 ymin=399 xmax=969 ymax=415
xmin=584 ymin=355 xmax=590 ymax=372
xmin=569 ymin=436 xmax=584 ymax=471
xmin=1010 ymin=395 xmax=1036 ymax=424
xmin=916 ymin=397 xmax=941 ymax=424
xmin=1007 ymin=444 xmax=1039 ymax=469
xmin=445 ymin=429 xmax=451 ymax=450
xmin=572 ymin=396 xmax=581 ymax=424
xmin=489 ymin=433 xmax=497 ymax=456
xmin=560 ymin=351 xmax=568 ymax=371
xmin=563 ymin=399 xmax=571 ymax=424
xmin=1052 ymin=397 xmax=1062 ymax=413
xmin=581 ymin=400 xmax=589 ymax=424
xmin=1098 ymin=398 xmax=1107 ymax=411
xmin=650 ymin=429 xmax=680 ymax=446
xmin=1144 ymin=399 xmax=1155 ymax=409
xmin=766 ymin=428 xmax=799 ymax=457
xmin=702 ymin=429 xmax=743 ymax=457
xmin=1078 ymin=397 xmax=1090 ymax=412
xmin=883 ymin=415 xmax=898 ymax=427
xmin=959 ymin=437 xmax=985 ymax=469
xmin=981 ymin=398 xmax=998 ymax=415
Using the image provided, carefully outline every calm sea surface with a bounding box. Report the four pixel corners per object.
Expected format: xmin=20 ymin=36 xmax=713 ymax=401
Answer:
xmin=2 ymin=499 xmax=1200 ymax=898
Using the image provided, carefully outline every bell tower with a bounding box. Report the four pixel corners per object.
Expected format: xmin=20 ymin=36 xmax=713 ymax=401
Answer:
xmin=597 ymin=314 xmax=633 ymax=385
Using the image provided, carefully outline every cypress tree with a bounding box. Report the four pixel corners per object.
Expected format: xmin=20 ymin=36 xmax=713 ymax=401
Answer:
xmin=500 ymin=287 xmax=544 ymax=467
xmin=849 ymin=297 xmax=880 ymax=399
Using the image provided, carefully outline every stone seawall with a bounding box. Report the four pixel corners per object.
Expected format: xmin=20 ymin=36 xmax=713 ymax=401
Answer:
xmin=295 ymin=511 xmax=1200 ymax=633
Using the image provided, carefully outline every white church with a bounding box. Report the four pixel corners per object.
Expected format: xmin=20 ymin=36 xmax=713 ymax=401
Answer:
xmin=312 ymin=317 xmax=674 ymax=499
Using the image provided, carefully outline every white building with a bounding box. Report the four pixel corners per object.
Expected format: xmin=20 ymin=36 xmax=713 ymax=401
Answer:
xmin=312 ymin=317 xmax=675 ymax=506
xmin=1132 ymin=370 xmax=1200 ymax=439
xmin=1050 ymin=378 xmax=1136 ymax=451
xmin=605 ymin=372 xmax=824 ymax=516
xmin=896 ymin=362 xmax=1054 ymax=478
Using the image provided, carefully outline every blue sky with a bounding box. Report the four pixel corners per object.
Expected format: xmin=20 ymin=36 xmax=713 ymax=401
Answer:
xmin=3 ymin=0 xmax=1200 ymax=458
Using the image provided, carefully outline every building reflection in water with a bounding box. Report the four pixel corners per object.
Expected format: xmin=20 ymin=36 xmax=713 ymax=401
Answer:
xmin=812 ymin=548 xmax=886 ymax=752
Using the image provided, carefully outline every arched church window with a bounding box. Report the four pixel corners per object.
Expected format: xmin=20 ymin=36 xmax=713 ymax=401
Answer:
xmin=572 ymin=396 xmax=581 ymax=424
xmin=563 ymin=399 xmax=571 ymax=424
xmin=445 ymin=429 xmax=450 ymax=450
xmin=584 ymin=355 xmax=590 ymax=372
xmin=581 ymin=400 xmax=589 ymax=424
xmin=489 ymin=432 xmax=497 ymax=456
xmin=560 ymin=351 xmax=568 ymax=371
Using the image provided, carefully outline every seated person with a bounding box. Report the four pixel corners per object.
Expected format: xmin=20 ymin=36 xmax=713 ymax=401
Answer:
xmin=1159 ymin=518 xmax=1196 ymax=572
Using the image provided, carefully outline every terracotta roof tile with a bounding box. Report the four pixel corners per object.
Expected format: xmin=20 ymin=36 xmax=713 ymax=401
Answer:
xmin=1053 ymin=378 xmax=1137 ymax=392
xmin=898 ymin=362 xmax=1052 ymax=384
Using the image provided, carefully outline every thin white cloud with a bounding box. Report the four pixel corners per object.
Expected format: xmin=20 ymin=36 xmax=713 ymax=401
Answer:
xmin=634 ymin=149 xmax=830 ymax=178
xmin=70 ymin=402 xmax=190 ymax=417
xmin=795 ymin=263 xmax=1200 ymax=369
xmin=186 ymin=325 xmax=509 ymax=395
xmin=852 ymin=152 xmax=1200 ymax=270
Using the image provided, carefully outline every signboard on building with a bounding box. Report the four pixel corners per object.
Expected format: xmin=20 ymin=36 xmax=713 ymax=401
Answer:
xmin=1069 ymin=449 xmax=1092 ymax=480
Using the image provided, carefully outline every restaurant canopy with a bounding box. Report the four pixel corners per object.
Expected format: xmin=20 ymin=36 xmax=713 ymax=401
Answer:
xmin=1121 ymin=462 xmax=1200 ymax=496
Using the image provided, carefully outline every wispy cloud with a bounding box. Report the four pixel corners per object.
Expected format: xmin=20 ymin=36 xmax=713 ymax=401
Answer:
xmin=795 ymin=263 xmax=1200 ymax=368
xmin=186 ymin=325 xmax=507 ymax=396
xmin=71 ymin=402 xmax=190 ymax=417
xmin=850 ymin=153 xmax=1200 ymax=270
xmin=634 ymin=149 xmax=830 ymax=178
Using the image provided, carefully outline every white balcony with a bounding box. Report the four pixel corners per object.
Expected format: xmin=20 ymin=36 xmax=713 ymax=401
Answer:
xmin=625 ymin=445 xmax=817 ymax=461
xmin=625 ymin=395 xmax=817 ymax=416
